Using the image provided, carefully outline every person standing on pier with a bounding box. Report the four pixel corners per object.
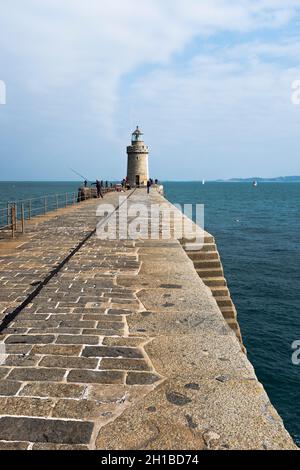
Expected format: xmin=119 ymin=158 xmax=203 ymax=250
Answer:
xmin=147 ymin=179 xmax=151 ymax=194
xmin=92 ymin=180 xmax=104 ymax=199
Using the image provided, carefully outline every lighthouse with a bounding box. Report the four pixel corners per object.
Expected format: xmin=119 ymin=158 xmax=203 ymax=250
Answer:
xmin=127 ymin=126 xmax=149 ymax=187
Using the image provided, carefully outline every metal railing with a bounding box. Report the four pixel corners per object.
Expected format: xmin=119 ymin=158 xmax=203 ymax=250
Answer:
xmin=0 ymin=191 xmax=86 ymax=237
xmin=0 ymin=184 xmax=125 ymax=238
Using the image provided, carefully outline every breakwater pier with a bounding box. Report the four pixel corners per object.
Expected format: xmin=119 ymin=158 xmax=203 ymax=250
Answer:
xmin=0 ymin=188 xmax=296 ymax=450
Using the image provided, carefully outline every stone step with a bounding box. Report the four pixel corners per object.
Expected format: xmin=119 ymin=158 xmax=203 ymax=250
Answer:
xmin=216 ymin=296 xmax=234 ymax=308
xmin=226 ymin=318 xmax=241 ymax=336
xmin=196 ymin=267 xmax=224 ymax=278
xmin=202 ymin=243 xmax=217 ymax=251
xmin=210 ymin=286 xmax=229 ymax=297
xmin=220 ymin=306 xmax=237 ymax=320
xmin=188 ymin=251 xmax=219 ymax=261
xmin=202 ymin=277 xmax=227 ymax=287
xmin=185 ymin=243 xmax=216 ymax=253
xmin=204 ymin=235 xmax=215 ymax=244
xmin=193 ymin=260 xmax=221 ymax=269
xmin=181 ymin=235 xmax=215 ymax=245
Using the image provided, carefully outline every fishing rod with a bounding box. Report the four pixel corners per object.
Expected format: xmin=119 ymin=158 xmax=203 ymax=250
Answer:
xmin=70 ymin=168 xmax=90 ymax=182
xmin=70 ymin=168 xmax=121 ymax=184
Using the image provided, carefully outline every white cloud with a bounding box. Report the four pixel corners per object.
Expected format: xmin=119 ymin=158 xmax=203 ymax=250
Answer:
xmin=1 ymin=1 xmax=299 ymax=115
xmin=122 ymin=37 xmax=300 ymax=178
xmin=0 ymin=0 xmax=300 ymax=178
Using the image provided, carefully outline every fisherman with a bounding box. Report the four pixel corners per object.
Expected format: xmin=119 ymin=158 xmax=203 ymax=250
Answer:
xmin=84 ymin=180 xmax=88 ymax=188
xmin=92 ymin=180 xmax=104 ymax=199
xmin=147 ymin=180 xmax=151 ymax=194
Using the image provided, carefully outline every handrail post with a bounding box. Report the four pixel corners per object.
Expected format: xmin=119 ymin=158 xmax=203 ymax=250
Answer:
xmin=14 ymin=203 xmax=17 ymax=232
xmin=7 ymin=203 xmax=9 ymax=227
xmin=28 ymin=200 xmax=31 ymax=220
xmin=44 ymin=197 xmax=47 ymax=215
xmin=11 ymin=206 xmax=15 ymax=238
xmin=56 ymin=195 xmax=59 ymax=211
xmin=21 ymin=203 xmax=25 ymax=234
xmin=66 ymin=193 xmax=68 ymax=207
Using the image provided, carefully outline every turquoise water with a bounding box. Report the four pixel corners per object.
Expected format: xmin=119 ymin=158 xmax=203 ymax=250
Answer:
xmin=0 ymin=181 xmax=81 ymax=205
xmin=0 ymin=182 xmax=83 ymax=226
xmin=0 ymin=181 xmax=300 ymax=444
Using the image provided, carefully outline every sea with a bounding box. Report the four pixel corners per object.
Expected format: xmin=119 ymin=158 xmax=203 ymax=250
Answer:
xmin=0 ymin=181 xmax=300 ymax=445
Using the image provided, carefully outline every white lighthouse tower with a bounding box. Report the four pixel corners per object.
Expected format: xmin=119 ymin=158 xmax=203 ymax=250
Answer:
xmin=127 ymin=126 xmax=149 ymax=187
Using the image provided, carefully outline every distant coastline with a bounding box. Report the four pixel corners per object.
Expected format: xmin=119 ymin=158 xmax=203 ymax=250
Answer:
xmin=214 ymin=176 xmax=300 ymax=183
xmin=0 ymin=176 xmax=300 ymax=184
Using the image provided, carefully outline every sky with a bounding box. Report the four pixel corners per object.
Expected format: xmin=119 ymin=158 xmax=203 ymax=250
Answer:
xmin=0 ymin=0 xmax=300 ymax=181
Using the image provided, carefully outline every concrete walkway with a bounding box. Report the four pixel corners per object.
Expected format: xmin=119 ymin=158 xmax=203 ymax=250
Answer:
xmin=0 ymin=189 xmax=297 ymax=450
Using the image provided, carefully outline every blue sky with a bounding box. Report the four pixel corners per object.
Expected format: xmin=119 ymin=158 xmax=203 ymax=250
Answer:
xmin=0 ymin=0 xmax=300 ymax=181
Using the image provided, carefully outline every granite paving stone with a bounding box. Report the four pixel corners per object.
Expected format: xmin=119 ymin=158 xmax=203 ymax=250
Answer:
xmin=0 ymin=417 xmax=94 ymax=444
xmin=67 ymin=369 xmax=125 ymax=385
xmin=19 ymin=382 xmax=85 ymax=399
xmin=83 ymin=346 xmax=144 ymax=359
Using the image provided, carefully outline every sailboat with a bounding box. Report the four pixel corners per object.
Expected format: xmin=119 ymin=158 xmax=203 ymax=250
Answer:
xmin=253 ymin=181 xmax=258 ymax=187
xmin=202 ymin=179 xmax=205 ymax=185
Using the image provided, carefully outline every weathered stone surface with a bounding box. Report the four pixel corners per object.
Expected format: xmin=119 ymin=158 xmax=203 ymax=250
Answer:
xmin=31 ymin=344 xmax=82 ymax=356
xmin=52 ymin=399 xmax=114 ymax=420
xmin=87 ymin=384 xmax=129 ymax=403
xmin=39 ymin=356 xmax=98 ymax=370
xmin=83 ymin=346 xmax=143 ymax=359
xmin=82 ymin=328 xmax=121 ymax=336
xmin=0 ymin=380 xmax=22 ymax=396
xmin=11 ymin=320 xmax=60 ymax=328
xmin=0 ymin=397 xmax=53 ymax=417
xmin=5 ymin=335 xmax=55 ymax=344
xmin=59 ymin=320 xmax=96 ymax=329
xmin=0 ymin=441 xmax=29 ymax=450
xmin=20 ymin=382 xmax=85 ymax=399
xmin=100 ymin=358 xmax=151 ymax=371
xmin=32 ymin=443 xmax=89 ymax=450
xmin=29 ymin=328 xmax=81 ymax=335
xmin=67 ymin=369 xmax=125 ymax=385
xmin=126 ymin=372 xmax=161 ymax=386
xmin=4 ymin=355 xmax=40 ymax=367
xmin=8 ymin=368 xmax=66 ymax=382
xmin=0 ymin=369 xmax=10 ymax=380
xmin=56 ymin=335 xmax=100 ymax=345
xmin=107 ymin=309 xmax=132 ymax=316
xmin=0 ymin=417 xmax=93 ymax=444
xmin=1 ymin=328 xmax=28 ymax=335
xmin=96 ymin=321 xmax=124 ymax=330
xmin=5 ymin=344 xmax=32 ymax=355
xmin=103 ymin=337 xmax=144 ymax=348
